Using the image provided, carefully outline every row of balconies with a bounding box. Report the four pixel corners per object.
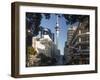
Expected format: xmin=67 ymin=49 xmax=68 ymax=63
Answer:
xmin=64 ymin=18 xmax=89 ymax=65
xmin=71 ymin=32 xmax=89 ymax=45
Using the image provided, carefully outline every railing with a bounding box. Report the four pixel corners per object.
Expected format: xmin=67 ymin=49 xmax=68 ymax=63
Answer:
xmin=71 ymin=32 xmax=89 ymax=45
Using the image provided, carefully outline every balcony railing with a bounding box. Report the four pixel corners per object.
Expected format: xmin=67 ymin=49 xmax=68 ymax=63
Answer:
xmin=74 ymin=41 xmax=89 ymax=47
xmin=71 ymin=32 xmax=89 ymax=45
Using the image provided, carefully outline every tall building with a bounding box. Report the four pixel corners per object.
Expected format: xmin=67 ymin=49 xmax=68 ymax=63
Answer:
xmin=68 ymin=16 xmax=89 ymax=64
xmin=64 ymin=41 xmax=70 ymax=64
xmin=64 ymin=26 xmax=77 ymax=64
xmin=67 ymin=26 xmax=77 ymax=45
xmin=26 ymin=27 xmax=60 ymax=66
xmin=32 ymin=27 xmax=55 ymax=57
xmin=39 ymin=27 xmax=55 ymax=42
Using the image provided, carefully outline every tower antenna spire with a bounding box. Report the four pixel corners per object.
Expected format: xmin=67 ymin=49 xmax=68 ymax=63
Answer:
xmin=55 ymin=14 xmax=60 ymax=49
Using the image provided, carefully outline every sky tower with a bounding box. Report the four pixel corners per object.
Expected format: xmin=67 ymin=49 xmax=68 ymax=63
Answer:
xmin=55 ymin=14 xmax=60 ymax=49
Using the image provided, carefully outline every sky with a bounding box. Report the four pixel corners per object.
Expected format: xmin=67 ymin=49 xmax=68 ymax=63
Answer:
xmin=40 ymin=14 xmax=68 ymax=55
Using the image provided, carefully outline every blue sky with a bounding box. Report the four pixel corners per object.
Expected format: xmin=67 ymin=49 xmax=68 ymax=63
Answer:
xmin=40 ymin=14 xmax=68 ymax=55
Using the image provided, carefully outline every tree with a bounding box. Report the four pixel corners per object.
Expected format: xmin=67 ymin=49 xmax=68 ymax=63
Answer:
xmin=26 ymin=13 xmax=51 ymax=36
xmin=27 ymin=46 xmax=37 ymax=55
xmin=26 ymin=13 xmax=42 ymax=36
xmin=26 ymin=13 xmax=51 ymax=47
xmin=26 ymin=46 xmax=38 ymax=67
xmin=36 ymin=53 xmax=52 ymax=66
xmin=63 ymin=14 xmax=89 ymax=25
xmin=44 ymin=13 xmax=51 ymax=19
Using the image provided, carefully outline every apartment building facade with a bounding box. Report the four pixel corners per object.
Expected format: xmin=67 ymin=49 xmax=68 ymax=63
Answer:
xmin=68 ymin=16 xmax=89 ymax=65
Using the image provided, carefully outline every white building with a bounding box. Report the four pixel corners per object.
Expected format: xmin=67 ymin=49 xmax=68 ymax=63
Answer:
xmin=32 ymin=33 xmax=60 ymax=62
